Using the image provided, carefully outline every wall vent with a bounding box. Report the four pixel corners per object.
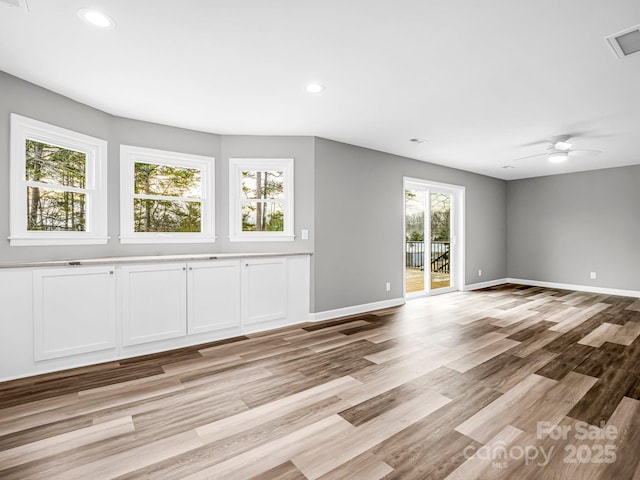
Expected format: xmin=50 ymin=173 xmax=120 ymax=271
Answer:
xmin=606 ymin=25 xmax=640 ymax=59
xmin=0 ymin=0 xmax=29 ymax=11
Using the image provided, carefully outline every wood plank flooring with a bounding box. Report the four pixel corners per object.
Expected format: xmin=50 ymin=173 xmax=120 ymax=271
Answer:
xmin=1 ymin=283 xmax=640 ymax=479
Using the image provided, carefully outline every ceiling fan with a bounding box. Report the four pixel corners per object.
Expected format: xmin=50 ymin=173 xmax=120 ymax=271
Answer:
xmin=513 ymin=135 xmax=602 ymax=163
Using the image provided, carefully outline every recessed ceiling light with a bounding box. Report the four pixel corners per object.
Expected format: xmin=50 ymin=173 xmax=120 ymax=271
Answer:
xmin=502 ymin=165 xmax=515 ymax=169
xmin=548 ymin=151 xmax=569 ymax=163
xmin=409 ymin=138 xmax=427 ymax=144
xmin=606 ymin=24 xmax=640 ymax=59
xmin=77 ymin=8 xmax=116 ymax=29
xmin=305 ymin=83 xmax=325 ymax=94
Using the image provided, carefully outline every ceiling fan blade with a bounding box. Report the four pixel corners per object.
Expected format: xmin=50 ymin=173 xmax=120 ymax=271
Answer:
xmin=568 ymin=149 xmax=602 ymax=157
xmin=513 ymin=152 xmax=547 ymax=162
xmin=519 ymin=140 xmax=549 ymax=149
xmin=551 ymin=135 xmax=572 ymax=148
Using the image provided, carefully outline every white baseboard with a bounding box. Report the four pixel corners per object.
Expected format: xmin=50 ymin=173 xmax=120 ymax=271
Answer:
xmin=309 ymin=297 xmax=405 ymax=322
xmin=507 ymin=278 xmax=640 ymax=298
xmin=309 ymin=278 xmax=640 ymax=324
xmin=465 ymin=277 xmax=640 ymax=299
xmin=464 ymin=278 xmax=509 ymax=291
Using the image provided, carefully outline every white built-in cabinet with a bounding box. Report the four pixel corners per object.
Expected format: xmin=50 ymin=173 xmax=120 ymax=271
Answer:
xmin=121 ymin=262 xmax=187 ymax=346
xmin=33 ymin=266 xmax=117 ymax=360
xmin=188 ymin=260 xmax=241 ymax=334
xmin=121 ymin=260 xmax=245 ymax=345
xmin=15 ymin=254 xmax=309 ymax=380
xmin=242 ymin=257 xmax=287 ymax=325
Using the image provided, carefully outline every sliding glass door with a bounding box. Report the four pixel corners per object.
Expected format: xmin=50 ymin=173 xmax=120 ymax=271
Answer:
xmin=404 ymin=179 xmax=463 ymax=296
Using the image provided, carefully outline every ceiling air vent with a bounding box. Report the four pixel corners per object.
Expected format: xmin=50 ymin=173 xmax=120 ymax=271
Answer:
xmin=606 ymin=25 xmax=640 ymax=59
xmin=0 ymin=0 xmax=29 ymax=11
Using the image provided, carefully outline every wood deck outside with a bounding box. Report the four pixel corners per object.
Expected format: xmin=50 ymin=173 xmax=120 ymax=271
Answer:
xmin=1 ymin=284 xmax=640 ymax=479
xmin=406 ymin=267 xmax=451 ymax=293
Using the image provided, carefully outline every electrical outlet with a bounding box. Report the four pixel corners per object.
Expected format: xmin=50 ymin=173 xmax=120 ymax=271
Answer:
xmin=590 ymin=272 xmax=597 ymax=280
xmin=478 ymin=269 xmax=482 ymax=277
xmin=385 ymin=282 xmax=391 ymax=292
xmin=301 ymin=229 xmax=309 ymax=240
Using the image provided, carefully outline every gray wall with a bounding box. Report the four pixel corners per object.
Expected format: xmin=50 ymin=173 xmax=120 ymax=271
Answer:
xmin=313 ymin=138 xmax=507 ymax=312
xmin=507 ymin=166 xmax=640 ymax=291
xmin=1 ymin=72 xmax=112 ymax=263
xmin=0 ymin=72 xmax=314 ymax=263
xmin=20 ymin=69 xmax=637 ymax=316
xmin=218 ymin=135 xmax=314 ymax=254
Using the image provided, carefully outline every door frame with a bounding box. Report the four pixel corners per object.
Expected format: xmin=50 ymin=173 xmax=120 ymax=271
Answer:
xmin=403 ymin=177 xmax=465 ymax=299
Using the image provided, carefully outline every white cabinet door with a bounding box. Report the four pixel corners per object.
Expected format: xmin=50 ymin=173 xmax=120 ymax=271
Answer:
xmin=121 ymin=263 xmax=187 ymax=346
xmin=34 ymin=266 xmax=116 ymax=361
xmin=187 ymin=260 xmax=241 ymax=334
xmin=242 ymin=257 xmax=288 ymax=325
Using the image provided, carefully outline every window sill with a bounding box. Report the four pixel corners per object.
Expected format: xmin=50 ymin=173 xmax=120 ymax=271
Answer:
xmin=228 ymin=234 xmax=295 ymax=242
xmin=119 ymin=235 xmax=217 ymax=244
xmin=9 ymin=236 xmax=110 ymax=247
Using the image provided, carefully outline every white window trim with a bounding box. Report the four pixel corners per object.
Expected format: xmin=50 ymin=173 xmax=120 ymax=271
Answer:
xmin=9 ymin=114 xmax=108 ymax=246
xmin=119 ymin=145 xmax=215 ymax=244
xmin=229 ymin=158 xmax=295 ymax=242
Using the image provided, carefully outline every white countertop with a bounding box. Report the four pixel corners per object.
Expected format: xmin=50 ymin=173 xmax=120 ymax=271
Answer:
xmin=0 ymin=252 xmax=312 ymax=269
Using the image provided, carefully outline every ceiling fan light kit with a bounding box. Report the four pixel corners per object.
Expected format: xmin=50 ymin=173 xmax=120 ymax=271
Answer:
xmin=548 ymin=151 xmax=569 ymax=163
xmin=554 ymin=141 xmax=573 ymax=151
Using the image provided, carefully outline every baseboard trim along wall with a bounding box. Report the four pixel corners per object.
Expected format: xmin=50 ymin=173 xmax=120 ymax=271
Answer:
xmin=466 ymin=277 xmax=640 ymax=298
xmin=312 ymin=277 xmax=640 ymax=325
xmin=507 ymin=278 xmax=640 ymax=298
xmin=309 ymin=297 xmax=405 ymax=322
xmin=464 ymin=278 xmax=509 ymax=291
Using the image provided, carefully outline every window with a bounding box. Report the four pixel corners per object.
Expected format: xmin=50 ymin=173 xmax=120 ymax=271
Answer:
xmin=120 ymin=145 xmax=215 ymax=243
xmin=229 ymin=158 xmax=294 ymax=242
xmin=9 ymin=114 xmax=108 ymax=246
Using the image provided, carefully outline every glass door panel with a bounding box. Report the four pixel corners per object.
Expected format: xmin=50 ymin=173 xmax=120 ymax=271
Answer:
xmin=405 ymin=188 xmax=425 ymax=294
xmin=430 ymin=192 xmax=451 ymax=290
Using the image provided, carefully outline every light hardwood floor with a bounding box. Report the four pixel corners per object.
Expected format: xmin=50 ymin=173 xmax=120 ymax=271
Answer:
xmin=1 ymin=284 xmax=639 ymax=479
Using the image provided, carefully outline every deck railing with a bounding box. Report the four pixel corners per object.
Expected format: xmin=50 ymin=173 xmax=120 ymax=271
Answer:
xmin=405 ymin=241 xmax=450 ymax=273
xmin=405 ymin=241 xmax=425 ymax=268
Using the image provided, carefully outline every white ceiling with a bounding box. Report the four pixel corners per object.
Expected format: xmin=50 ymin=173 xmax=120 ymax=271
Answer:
xmin=1 ymin=0 xmax=640 ymax=180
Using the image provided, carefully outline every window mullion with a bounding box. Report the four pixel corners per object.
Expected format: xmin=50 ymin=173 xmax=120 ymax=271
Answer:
xmin=133 ymin=193 xmax=201 ymax=203
xmin=24 ymin=181 xmax=88 ymax=195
